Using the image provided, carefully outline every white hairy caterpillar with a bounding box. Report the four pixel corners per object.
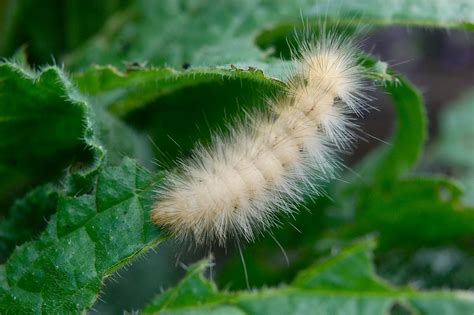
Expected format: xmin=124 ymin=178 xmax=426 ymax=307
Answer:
xmin=151 ymin=27 xmax=370 ymax=246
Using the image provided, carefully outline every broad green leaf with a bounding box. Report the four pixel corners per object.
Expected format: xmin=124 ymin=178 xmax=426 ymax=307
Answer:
xmin=0 ymin=158 xmax=163 ymax=313
xmin=143 ymin=239 xmax=474 ymax=315
xmin=0 ymin=62 xmax=98 ymax=210
xmin=73 ymin=65 xmax=284 ymax=117
xmin=73 ymin=65 xmax=283 ymax=159
xmin=0 ymin=61 xmax=151 ymax=210
xmin=344 ymin=177 xmax=474 ymax=250
xmin=66 ymin=0 xmax=474 ymax=71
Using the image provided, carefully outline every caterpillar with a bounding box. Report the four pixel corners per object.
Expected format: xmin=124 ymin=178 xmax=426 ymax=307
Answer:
xmin=151 ymin=27 xmax=370 ymax=246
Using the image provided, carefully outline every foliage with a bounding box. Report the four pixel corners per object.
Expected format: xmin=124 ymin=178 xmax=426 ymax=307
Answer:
xmin=143 ymin=239 xmax=474 ymax=315
xmin=0 ymin=0 xmax=473 ymax=313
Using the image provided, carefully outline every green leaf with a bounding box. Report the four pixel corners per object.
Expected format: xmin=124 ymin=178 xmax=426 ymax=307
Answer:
xmin=0 ymin=158 xmax=163 ymax=313
xmin=66 ymin=0 xmax=474 ymax=71
xmin=349 ymin=67 xmax=427 ymax=188
xmin=73 ymin=65 xmax=283 ymax=160
xmin=143 ymin=239 xmax=474 ymax=315
xmin=366 ymin=76 xmax=427 ymax=182
xmin=331 ymin=72 xmax=474 ymax=251
xmin=0 ymin=185 xmax=58 ymax=262
xmin=73 ymin=65 xmax=284 ymax=117
xmin=336 ymin=74 xmax=474 ymax=250
xmin=145 ymin=260 xmax=224 ymax=311
xmin=0 ymin=62 xmax=99 ymax=209
xmin=0 ymin=61 xmax=148 ymax=270
xmin=0 ymin=60 xmax=152 ymax=210
xmin=346 ymin=177 xmax=474 ymax=250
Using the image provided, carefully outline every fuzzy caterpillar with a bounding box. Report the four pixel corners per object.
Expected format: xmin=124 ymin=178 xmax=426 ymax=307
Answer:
xmin=151 ymin=29 xmax=369 ymax=246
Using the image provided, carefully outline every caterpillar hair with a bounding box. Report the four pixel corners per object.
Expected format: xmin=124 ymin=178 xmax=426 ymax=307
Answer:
xmin=151 ymin=25 xmax=370 ymax=246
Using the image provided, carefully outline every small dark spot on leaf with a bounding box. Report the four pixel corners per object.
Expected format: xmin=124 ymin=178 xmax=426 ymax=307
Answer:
xmin=124 ymin=61 xmax=147 ymax=71
xmin=182 ymin=62 xmax=191 ymax=70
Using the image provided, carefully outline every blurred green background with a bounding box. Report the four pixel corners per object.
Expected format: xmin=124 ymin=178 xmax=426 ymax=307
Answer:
xmin=1 ymin=0 xmax=473 ymax=313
